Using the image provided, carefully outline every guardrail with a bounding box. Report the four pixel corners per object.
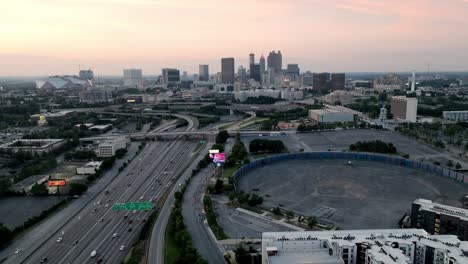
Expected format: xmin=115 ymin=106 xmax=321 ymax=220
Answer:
xmin=232 ymin=152 xmax=468 ymax=191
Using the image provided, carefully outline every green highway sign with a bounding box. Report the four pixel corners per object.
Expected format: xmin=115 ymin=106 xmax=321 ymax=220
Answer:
xmin=112 ymin=202 xmax=152 ymax=211
xmin=200 ymin=140 xmax=206 ymax=144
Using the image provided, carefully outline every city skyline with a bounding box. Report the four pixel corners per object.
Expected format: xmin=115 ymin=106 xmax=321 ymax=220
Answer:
xmin=1 ymin=0 xmax=468 ymax=76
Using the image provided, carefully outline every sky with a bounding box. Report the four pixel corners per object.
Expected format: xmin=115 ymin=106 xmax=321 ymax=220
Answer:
xmin=1 ymin=0 xmax=468 ymax=76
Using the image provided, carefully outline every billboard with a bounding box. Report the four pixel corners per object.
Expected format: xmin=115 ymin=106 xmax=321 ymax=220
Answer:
xmin=48 ymin=180 xmax=66 ymax=187
xmin=212 ymin=153 xmax=226 ymax=164
xmin=209 ymin=149 xmax=220 ymax=154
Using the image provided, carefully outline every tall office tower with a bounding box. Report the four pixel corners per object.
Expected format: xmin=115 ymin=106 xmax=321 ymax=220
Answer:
xmin=286 ymin=64 xmax=300 ymax=75
xmin=238 ymin=66 xmax=247 ymax=83
xmin=123 ymin=69 xmax=143 ymax=88
xmin=250 ymin=64 xmax=261 ymax=82
xmin=221 ymin=58 xmax=235 ymax=84
xmin=161 ymin=68 xmax=180 ymax=85
xmin=313 ymin=72 xmax=330 ymax=91
xmin=331 ymin=73 xmax=346 ymax=91
xmin=411 ymin=71 xmax=416 ymax=92
xmin=267 ymin=50 xmax=282 ymax=73
xmin=199 ymin=64 xmax=209 ymax=81
xmin=259 ymin=55 xmax=266 ymax=73
xmin=249 ymin=53 xmax=255 ymax=65
xmin=391 ymin=96 xmax=418 ymax=122
xmin=79 ymin=70 xmax=94 ymax=81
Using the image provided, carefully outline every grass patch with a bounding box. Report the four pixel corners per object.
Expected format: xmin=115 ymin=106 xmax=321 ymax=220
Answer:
xmin=203 ymin=195 xmax=228 ymax=240
xmin=219 ymin=122 xmax=236 ymax=130
xmin=222 ymin=164 xmax=242 ymax=179
xmin=164 ymin=220 xmax=181 ymax=264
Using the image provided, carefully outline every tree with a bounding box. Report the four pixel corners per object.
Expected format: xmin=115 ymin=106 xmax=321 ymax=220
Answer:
xmin=285 ymin=211 xmax=294 ymax=220
xmin=272 ymin=207 xmax=282 ymax=215
xmin=31 ymin=183 xmax=48 ymax=196
xmin=455 ymin=163 xmax=462 ymax=169
xmin=378 ymin=92 xmax=387 ymax=101
xmin=214 ymin=179 xmax=224 ymax=194
xmin=446 ymin=160 xmax=454 ymax=167
xmin=247 ymin=193 xmax=263 ymax=207
xmin=215 ymin=130 xmax=229 ymax=144
xmin=260 ymin=119 xmax=274 ymax=130
xmin=211 ymin=143 xmax=225 ymax=153
xmin=237 ymin=192 xmax=250 ymax=204
xmin=307 ymin=216 xmax=318 ymax=229
xmin=115 ymin=148 xmax=127 ymax=159
xmin=69 ymin=183 xmax=88 ymax=195
xmin=228 ymin=192 xmax=236 ymax=205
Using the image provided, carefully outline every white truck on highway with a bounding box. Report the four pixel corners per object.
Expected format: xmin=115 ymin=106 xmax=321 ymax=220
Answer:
xmin=90 ymin=250 xmax=97 ymax=258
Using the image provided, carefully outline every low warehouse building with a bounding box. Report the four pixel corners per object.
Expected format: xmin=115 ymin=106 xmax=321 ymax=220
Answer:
xmin=308 ymin=109 xmax=355 ymax=123
xmin=76 ymin=161 xmax=102 ymax=175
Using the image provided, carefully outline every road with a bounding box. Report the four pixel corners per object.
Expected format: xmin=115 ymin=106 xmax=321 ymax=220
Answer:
xmin=181 ymin=166 xmax=226 ymax=264
xmin=1 ymin=122 xmax=198 ymax=264
xmin=0 ymin=142 xmax=138 ymax=262
xmin=2 ymin=139 xmax=197 ymax=264
xmin=147 ymin=137 xmax=211 ymax=264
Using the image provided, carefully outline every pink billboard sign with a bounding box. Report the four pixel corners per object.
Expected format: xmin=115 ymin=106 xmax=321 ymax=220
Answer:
xmin=213 ymin=153 xmax=226 ymax=164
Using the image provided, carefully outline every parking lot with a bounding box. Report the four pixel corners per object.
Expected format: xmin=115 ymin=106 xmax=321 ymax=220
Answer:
xmin=213 ymin=197 xmax=294 ymax=239
xmin=281 ymin=130 xmax=443 ymax=158
xmin=237 ymin=159 xmax=468 ymax=230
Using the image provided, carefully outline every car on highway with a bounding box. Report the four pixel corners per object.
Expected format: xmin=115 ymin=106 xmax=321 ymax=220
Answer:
xmin=92 ymin=208 xmax=97 ymax=213
xmin=104 ymin=190 xmax=109 ymax=195
xmin=98 ymin=218 xmax=104 ymax=222
xmin=97 ymin=259 xmax=103 ymax=263
xmin=112 ymin=233 xmax=118 ymax=238
xmin=73 ymin=240 xmax=79 ymax=246
xmin=139 ymin=196 xmax=144 ymax=200
xmin=56 ymin=237 xmax=63 ymax=243
xmin=90 ymin=250 xmax=97 ymax=258
xmin=96 ymin=200 xmax=101 ymax=205
xmin=40 ymin=257 xmax=48 ymax=263
xmin=129 ymin=220 xmax=133 ymax=224
xmin=14 ymin=248 xmax=21 ymax=254
xmin=132 ymin=210 xmax=137 ymax=214
xmin=124 ymin=212 xmax=129 ymax=218
xmin=119 ymin=245 xmax=125 ymax=251
xmin=105 ymin=203 xmax=109 ymax=208
xmin=128 ymin=228 xmax=132 ymax=232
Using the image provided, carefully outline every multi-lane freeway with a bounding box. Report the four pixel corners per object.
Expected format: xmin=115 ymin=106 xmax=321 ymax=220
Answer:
xmin=1 ymin=119 xmax=201 ymax=264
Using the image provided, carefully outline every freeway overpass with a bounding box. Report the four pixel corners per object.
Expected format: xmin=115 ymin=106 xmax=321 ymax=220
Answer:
xmin=85 ymin=130 xmax=295 ymax=141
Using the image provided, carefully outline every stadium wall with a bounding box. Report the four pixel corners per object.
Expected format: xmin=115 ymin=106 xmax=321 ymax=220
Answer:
xmin=232 ymin=152 xmax=468 ymax=191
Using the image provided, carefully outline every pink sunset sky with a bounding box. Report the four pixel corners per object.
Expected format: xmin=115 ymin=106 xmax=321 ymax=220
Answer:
xmin=1 ymin=0 xmax=468 ymax=76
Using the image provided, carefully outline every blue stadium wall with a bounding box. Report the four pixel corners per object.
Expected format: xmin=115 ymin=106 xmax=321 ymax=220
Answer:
xmin=232 ymin=152 xmax=468 ymax=191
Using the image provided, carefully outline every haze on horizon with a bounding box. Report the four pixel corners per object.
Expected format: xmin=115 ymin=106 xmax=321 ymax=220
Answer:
xmin=1 ymin=0 xmax=468 ymax=76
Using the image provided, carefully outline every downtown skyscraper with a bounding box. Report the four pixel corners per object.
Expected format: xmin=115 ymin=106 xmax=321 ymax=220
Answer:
xmin=198 ymin=64 xmax=209 ymax=81
xmin=221 ymin=58 xmax=235 ymax=84
xmin=267 ymin=51 xmax=282 ymax=73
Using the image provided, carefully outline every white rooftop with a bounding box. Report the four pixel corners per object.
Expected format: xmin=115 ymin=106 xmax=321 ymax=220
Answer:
xmin=413 ymin=198 xmax=468 ymax=221
xmin=263 ymin=229 xmax=468 ymax=264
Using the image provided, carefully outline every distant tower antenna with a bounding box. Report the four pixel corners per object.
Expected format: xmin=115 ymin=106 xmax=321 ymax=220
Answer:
xmin=411 ymin=71 xmax=416 ymax=92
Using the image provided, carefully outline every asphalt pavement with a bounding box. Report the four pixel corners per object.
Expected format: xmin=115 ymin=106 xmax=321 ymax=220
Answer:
xmin=1 ymin=138 xmax=198 ymax=264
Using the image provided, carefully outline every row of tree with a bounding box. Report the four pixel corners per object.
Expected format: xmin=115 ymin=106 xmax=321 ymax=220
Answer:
xmin=225 ymin=134 xmax=249 ymax=168
xmin=349 ymin=140 xmax=397 ymax=154
xmin=167 ymin=191 xmax=208 ymax=264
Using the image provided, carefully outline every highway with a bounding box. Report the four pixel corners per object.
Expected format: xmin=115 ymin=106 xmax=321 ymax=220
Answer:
xmin=1 ymin=121 xmax=198 ymax=264
xmin=147 ymin=140 xmax=211 ymax=264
